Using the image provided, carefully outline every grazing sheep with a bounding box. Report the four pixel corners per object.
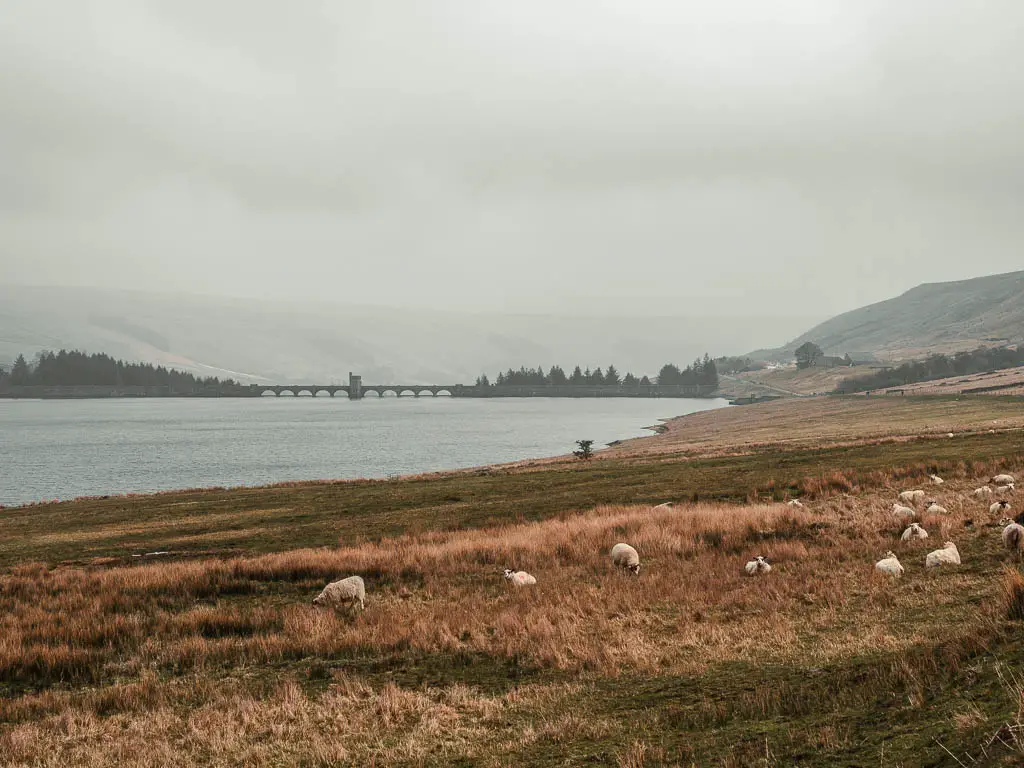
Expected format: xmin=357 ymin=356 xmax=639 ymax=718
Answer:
xmin=1001 ymin=518 xmax=1024 ymax=558
xmin=925 ymin=501 xmax=949 ymax=515
xmin=610 ymin=543 xmax=641 ymax=575
xmin=973 ymin=486 xmax=993 ymax=499
xmin=993 ymin=474 xmax=1016 ymax=485
xmin=990 ymin=500 xmax=1012 ymax=516
xmin=901 ymin=522 xmax=929 ymax=542
xmin=996 ymin=484 xmax=1015 ymax=494
xmin=925 ymin=541 xmax=961 ymax=568
xmin=651 ymin=502 xmax=675 ymax=511
xmin=929 ymin=474 xmax=945 ymax=485
xmin=503 ymin=569 xmax=537 ymax=587
xmin=875 ymin=551 xmax=904 ymax=578
xmin=892 ymin=503 xmax=916 ymax=519
xmin=312 ymin=576 xmax=365 ymax=612
xmin=744 ymin=555 xmax=771 ymax=576
xmin=787 ymin=499 xmax=805 ymax=509
xmin=899 ymin=490 xmax=926 ymax=505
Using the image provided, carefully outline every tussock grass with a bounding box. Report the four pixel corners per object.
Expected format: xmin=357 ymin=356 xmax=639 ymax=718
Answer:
xmin=3 ymin=400 xmax=1024 ymax=765
xmin=1000 ymin=567 xmax=1024 ymax=621
xmin=2 ymin=472 xmax=1022 ymax=764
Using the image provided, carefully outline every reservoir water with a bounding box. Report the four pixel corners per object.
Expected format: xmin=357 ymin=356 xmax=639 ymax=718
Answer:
xmin=0 ymin=397 xmax=728 ymax=505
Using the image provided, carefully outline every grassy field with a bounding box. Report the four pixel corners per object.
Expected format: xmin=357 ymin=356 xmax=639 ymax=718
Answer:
xmin=610 ymin=395 xmax=1024 ymax=460
xmin=868 ymin=367 xmax=1024 ymax=397
xmin=3 ymin=397 xmax=1024 ymax=766
xmin=725 ymin=364 xmax=882 ymax=396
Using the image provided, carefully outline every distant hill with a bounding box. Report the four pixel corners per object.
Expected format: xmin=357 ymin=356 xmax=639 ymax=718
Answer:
xmin=756 ymin=271 xmax=1024 ymax=363
xmin=0 ymin=285 xmax=819 ymax=384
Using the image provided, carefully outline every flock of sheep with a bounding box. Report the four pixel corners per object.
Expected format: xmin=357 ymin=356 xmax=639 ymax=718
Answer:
xmin=498 ymin=541 xmax=645 ymax=589
xmin=873 ymin=472 xmax=1018 ymax=578
xmin=309 ymin=542 xmax=641 ymax=612
xmin=309 ymin=473 xmax=1018 ymax=612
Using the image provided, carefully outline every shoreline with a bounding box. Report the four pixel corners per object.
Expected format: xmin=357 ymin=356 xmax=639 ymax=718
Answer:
xmin=0 ymin=400 xmax=729 ymax=509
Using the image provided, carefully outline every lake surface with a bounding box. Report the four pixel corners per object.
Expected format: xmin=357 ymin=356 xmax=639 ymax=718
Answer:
xmin=0 ymin=397 xmax=728 ymax=505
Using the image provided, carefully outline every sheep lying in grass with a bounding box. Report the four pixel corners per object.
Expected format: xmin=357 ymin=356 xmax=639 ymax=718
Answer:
xmin=973 ymin=486 xmax=993 ymax=499
xmin=925 ymin=541 xmax=961 ymax=568
xmin=787 ymin=499 xmax=804 ymax=509
xmin=744 ymin=555 xmax=771 ymax=576
xmin=892 ymin=503 xmax=916 ymax=519
xmin=993 ymin=474 xmax=1016 ymax=486
xmin=990 ymin=500 xmax=1012 ymax=516
xmin=312 ymin=576 xmax=365 ymax=612
xmin=901 ymin=522 xmax=929 ymax=542
xmin=651 ymin=502 xmax=674 ymax=511
xmin=899 ymin=490 xmax=926 ymax=505
xmin=503 ymin=569 xmax=537 ymax=587
xmin=875 ymin=551 xmax=904 ymax=578
xmin=925 ymin=501 xmax=948 ymax=515
xmin=996 ymin=484 xmax=1015 ymax=494
xmin=929 ymin=474 xmax=945 ymax=485
xmin=1001 ymin=518 xmax=1024 ymax=559
xmin=610 ymin=543 xmax=641 ymax=575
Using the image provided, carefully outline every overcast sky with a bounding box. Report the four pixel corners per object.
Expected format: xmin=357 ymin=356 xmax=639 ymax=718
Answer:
xmin=1 ymin=1 xmax=1022 ymax=318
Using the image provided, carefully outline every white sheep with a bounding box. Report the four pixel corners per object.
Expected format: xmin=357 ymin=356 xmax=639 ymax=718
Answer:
xmin=898 ymin=490 xmax=926 ymax=505
xmin=925 ymin=541 xmax=961 ymax=568
xmin=875 ymin=551 xmax=904 ymax=578
xmin=503 ymin=568 xmax=537 ymax=586
xmin=892 ymin=503 xmax=916 ymax=519
xmin=993 ymin=474 xmax=1016 ymax=485
xmin=651 ymin=502 xmax=675 ymax=511
xmin=996 ymin=484 xmax=1015 ymax=494
xmin=610 ymin=543 xmax=641 ymax=575
xmin=990 ymin=500 xmax=1012 ymax=516
xmin=925 ymin=501 xmax=948 ymax=515
xmin=973 ymin=486 xmax=993 ymax=498
xmin=901 ymin=522 xmax=929 ymax=542
xmin=312 ymin=575 xmax=365 ymax=612
xmin=929 ymin=474 xmax=945 ymax=485
xmin=744 ymin=555 xmax=772 ymax=576
xmin=787 ymin=499 xmax=804 ymax=509
xmin=1001 ymin=518 xmax=1024 ymax=559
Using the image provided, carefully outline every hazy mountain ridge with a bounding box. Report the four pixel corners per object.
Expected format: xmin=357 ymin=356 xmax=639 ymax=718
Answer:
xmin=0 ymin=285 xmax=819 ymax=383
xmin=758 ymin=271 xmax=1024 ymax=362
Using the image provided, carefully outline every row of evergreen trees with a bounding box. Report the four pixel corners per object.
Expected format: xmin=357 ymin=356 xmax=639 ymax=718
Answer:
xmin=838 ymin=346 xmax=1024 ymax=392
xmin=476 ymin=356 xmax=718 ymax=388
xmin=0 ymin=350 xmax=234 ymax=389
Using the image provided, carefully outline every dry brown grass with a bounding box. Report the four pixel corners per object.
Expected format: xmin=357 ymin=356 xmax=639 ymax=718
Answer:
xmin=0 ymin=675 xmax=598 ymax=767
xmin=0 ymin=491 xmax=999 ymax=689
xmin=3 ymin=454 xmax=1024 ymax=765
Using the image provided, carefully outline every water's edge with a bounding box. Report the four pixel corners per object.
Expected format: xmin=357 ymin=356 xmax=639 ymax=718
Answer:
xmin=0 ymin=397 xmax=729 ymax=505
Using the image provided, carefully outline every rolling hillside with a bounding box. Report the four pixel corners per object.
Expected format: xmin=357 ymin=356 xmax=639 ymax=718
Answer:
xmin=0 ymin=285 xmax=817 ymax=384
xmin=759 ymin=270 xmax=1024 ymax=362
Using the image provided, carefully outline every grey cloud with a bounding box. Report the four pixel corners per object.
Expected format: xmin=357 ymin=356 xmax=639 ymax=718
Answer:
xmin=1 ymin=0 xmax=1023 ymax=318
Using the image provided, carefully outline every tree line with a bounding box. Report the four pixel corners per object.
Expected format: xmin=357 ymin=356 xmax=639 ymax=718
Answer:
xmin=476 ymin=355 xmax=718 ymax=388
xmin=0 ymin=350 xmax=234 ymax=390
xmin=837 ymin=346 xmax=1024 ymax=392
